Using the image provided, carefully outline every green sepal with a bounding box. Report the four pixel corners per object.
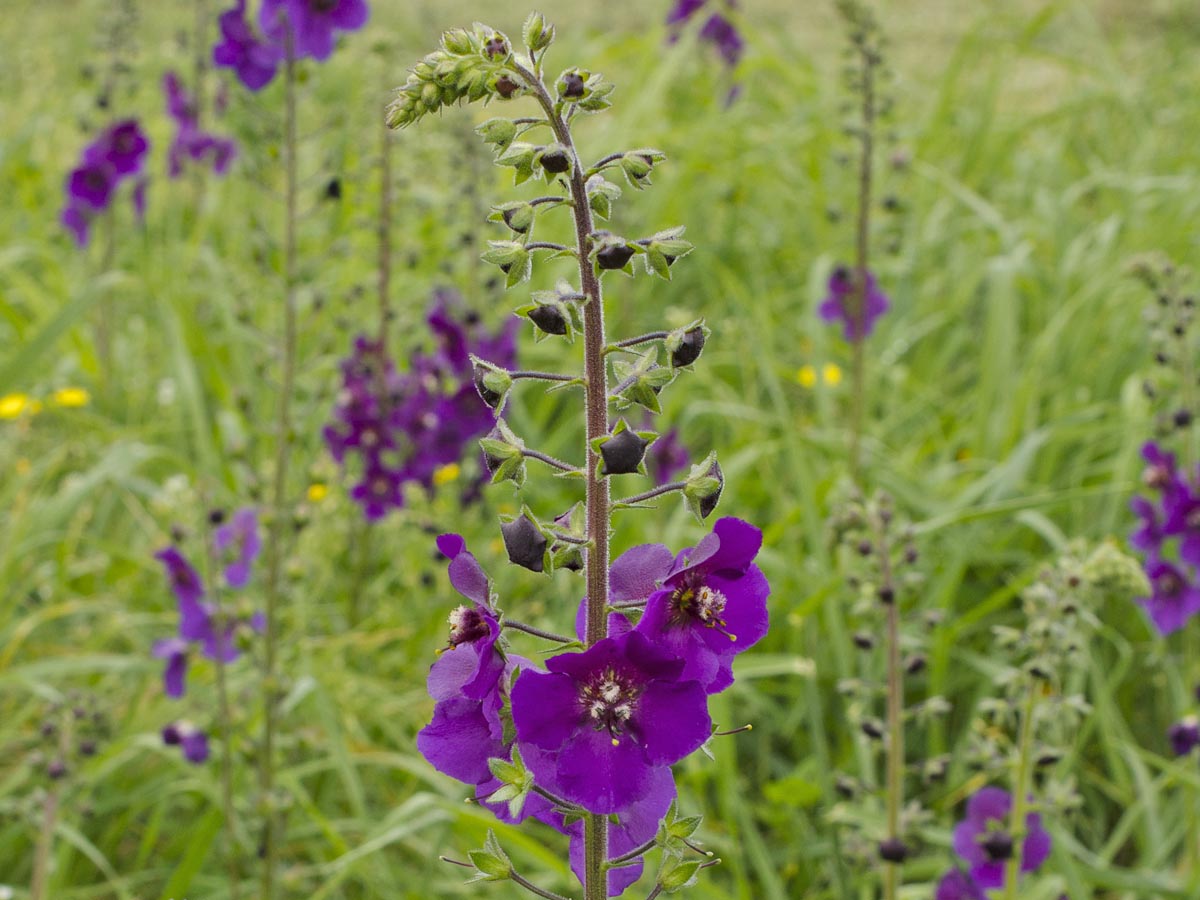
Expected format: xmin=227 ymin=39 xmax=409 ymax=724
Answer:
xmin=523 ymin=11 xmax=555 ymax=53
xmin=585 ymin=175 xmax=622 ymax=220
xmin=658 ymin=858 xmax=703 ymax=892
xmin=467 ymin=830 xmax=513 ymax=882
xmin=620 ymin=149 xmax=667 ymax=189
xmin=683 ymin=451 xmax=724 ymax=521
xmin=476 ymin=117 xmax=518 ymax=150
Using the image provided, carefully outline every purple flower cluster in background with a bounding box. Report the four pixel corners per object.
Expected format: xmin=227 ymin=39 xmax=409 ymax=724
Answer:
xmin=666 ymin=0 xmax=745 ymax=68
xmin=646 ymin=423 xmax=690 ymax=485
xmin=818 ymin=264 xmax=891 ymax=342
xmin=323 ymin=291 xmax=518 ymax=520
xmin=936 ymin=787 xmax=1051 ymax=898
xmin=60 ymin=119 xmax=150 ymax=246
xmin=164 ymin=72 xmax=237 ymax=178
xmin=1129 ymin=441 xmax=1200 ymax=634
xmin=417 ymin=518 xmax=769 ymax=896
xmin=213 ymin=0 xmax=369 ymax=91
xmin=153 ymin=509 xmax=263 ymax=764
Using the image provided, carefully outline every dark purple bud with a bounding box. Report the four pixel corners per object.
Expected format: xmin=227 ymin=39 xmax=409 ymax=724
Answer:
xmin=599 ymin=427 xmax=650 ymax=476
xmin=495 ymin=75 xmax=520 ymax=99
xmin=852 ymin=631 xmax=875 ymax=650
xmin=484 ymin=36 xmax=509 ymax=59
xmin=41 ymin=721 xmax=57 ymax=739
xmin=500 ymin=514 xmax=547 ymax=573
xmin=539 ymin=148 xmax=571 ymax=174
xmin=861 ymin=719 xmax=884 ymax=740
xmin=162 ymin=723 xmax=183 ymax=746
xmin=597 ymin=243 xmax=636 ymax=270
xmin=472 ymin=360 xmax=510 ymax=410
xmin=324 ymin=177 xmax=342 ymax=201
xmin=1035 ymin=749 xmax=1062 ymax=768
xmin=904 ymin=654 xmax=926 ymax=675
xmin=1175 ymin=408 xmax=1193 ymax=428
xmin=697 ymin=458 xmax=724 ymax=519
xmin=877 ymin=838 xmax=908 ymax=863
xmin=502 ymin=206 xmax=532 ymax=233
xmin=877 ymin=585 xmax=895 ymax=605
xmin=561 ymin=72 xmax=585 ymax=98
xmin=79 ymin=740 xmax=97 ymax=757
xmin=856 ymin=539 xmax=873 ymax=556
xmin=529 ymin=304 xmax=568 ymax=335
xmin=671 ymin=326 xmax=706 ymax=368
xmin=981 ymin=830 xmax=1014 ymax=862
xmin=47 ymin=759 xmax=69 ymax=780
xmin=1169 ymin=718 xmax=1200 ymax=756
xmin=834 ymin=775 xmax=857 ymax=798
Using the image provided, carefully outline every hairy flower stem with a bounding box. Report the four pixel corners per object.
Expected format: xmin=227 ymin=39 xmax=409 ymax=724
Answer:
xmin=874 ymin=516 xmax=902 ymax=900
xmin=512 ymin=58 xmax=610 ymax=900
xmin=204 ymin=521 xmax=242 ymax=900
xmin=616 ymin=481 xmax=686 ymax=507
xmin=1002 ymin=684 xmax=1038 ymax=900
xmin=504 ymin=619 xmax=574 ymax=644
xmin=259 ymin=37 xmax=300 ymax=900
xmin=95 ymin=209 xmax=116 ymax=386
xmin=377 ymin=76 xmax=394 ymax=347
xmin=29 ymin=722 xmax=70 ymax=900
xmin=849 ymin=31 xmax=877 ymax=483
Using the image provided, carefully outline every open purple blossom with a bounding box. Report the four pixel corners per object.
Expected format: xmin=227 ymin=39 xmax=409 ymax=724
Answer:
xmin=934 ymin=869 xmax=987 ymax=900
xmin=819 ymin=264 xmax=891 ymax=342
xmin=324 ymin=291 xmax=518 ymax=520
xmin=260 ymin=0 xmax=370 ymax=62
xmin=1138 ymin=557 xmax=1200 ymax=635
xmin=634 ymin=516 xmax=770 ymax=694
xmin=156 ymin=546 xmax=205 ymax=607
xmin=59 ymin=119 xmax=150 ymax=246
xmin=1168 ymin=716 xmax=1200 ymax=756
xmin=163 ymin=72 xmax=237 ymax=178
xmin=512 ymin=630 xmax=711 ymax=814
xmin=213 ymin=0 xmax=283 ymax=90
xmin=951 ymin=787 xmax=1051 ymax=891
xmin=214 ymin=507 xmax=261 ymax=589
xmin=162 ymin=721 xmax=210 ymax=764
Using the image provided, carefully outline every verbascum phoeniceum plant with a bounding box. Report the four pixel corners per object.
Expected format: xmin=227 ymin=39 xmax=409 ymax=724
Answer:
xmin=389 ymin=14 xmax=770 ymax=900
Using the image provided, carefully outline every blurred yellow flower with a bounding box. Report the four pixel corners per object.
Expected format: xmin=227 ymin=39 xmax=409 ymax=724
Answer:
xmin=0 ymin=393 xmax=37 ymax=419
xmin=822 ymin=363 xmax=843 ymax=386
xmin=796 ymin=365 xmax=818 ymax=388
xmin=51 ymin=387 xmax=91 ymax=408
xmin=433 ymin=462 xmax=461 ymax=486
xmin=15 ymin=458 xmax=31 ymax=475
xmin=306 ymin=483 xmax=329 ymax=502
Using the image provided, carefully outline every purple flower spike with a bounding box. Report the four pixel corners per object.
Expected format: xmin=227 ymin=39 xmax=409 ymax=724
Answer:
xmin=214 ymin=507 xmax=261 ymax=589
xmin=261 ymin=0 xmax=369 ymax=62
xmin=818 ymin=265 xmax=891 ymax=342
xmin=1139 ymin=558 xmax=1200 ymax=635
xmin=699 ymin=14 xmax=744 ymax=66
xmin=153 ymin=638 xmax=190 ymax=698
xmin=935 ymin=869 xmax=987 ymax=900
xmin=635 ymin=517 xmax=770 ymax=694
xmin=213 ymin=0 xmax=283 ymax=90
xmin=512 ymin=631 xmax=711 ymax=815
xmin=951 ymin=787 xmax=1051 ymax=891
xmin=1169 ymin=716 xmax=1200 ymax=756
xmin=164 ymin=71 xmax=239 ymax=179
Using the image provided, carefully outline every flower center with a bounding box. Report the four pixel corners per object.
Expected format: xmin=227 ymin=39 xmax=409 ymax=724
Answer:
xmin=1143 ymin=463 xmax=1171 ymax=490
xmin=308 ymin=0 xmax=339 ymax=11
xmin=85 ymin=170 xmax=107 ymax=191
xmin=371 ymin=476 xmax=391 ymax=497
xmin=579 ymin=667 xmax=640 ymax=744
xmin=670 ymin=574 xmax=737 ymax=642
xmin=980 ymin=828 xmax=1014 ymax=862
xmin=446 ymin=604 xmax=490 ymax=646
xmin=1155 ymin=570 xmax=1183 ymax=597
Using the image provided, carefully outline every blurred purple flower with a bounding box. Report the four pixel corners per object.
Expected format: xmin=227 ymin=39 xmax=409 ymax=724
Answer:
xmin=1168 ymin=716 xmax=1200 ymax=756
xmin=214 ymin=507 xmax=261 ymax=588
xmin=213 ymin=0 xmax=283 ymax=90
xmin=666 ymin=0 xmax=744 ymax=69
xmin=162 ymin=721 xmax=210 ymax=764
xmin=260 ymin=0 xmax=370 ymax=62
xmin=647 ymin=424 xmax=690 ymax=484
xmin=163 ymin=72 xmax=238 ymax=178
xmin=59 ymin=119 xmax=150 ymax=246
xmin=87 ymin=119 xmax=150 ymax=176
xmin=935 ymin=870 xmax=987 ymax=900
xmin=819 ymin=265 xmax=890 ymax=342
xmin=153 ymin=638 xmax=190 ymax=698
xmin=951 ymin=787 xmax=1051 ymax=891
xmin=324 ymin=291 xmax=518 ymax=520
xmin=1140 ymin=558 xmax=1200 ymax=635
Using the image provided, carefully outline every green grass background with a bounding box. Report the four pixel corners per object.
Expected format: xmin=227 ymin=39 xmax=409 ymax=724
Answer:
xmin=2 ymin=0 xmax=1200 ymax=897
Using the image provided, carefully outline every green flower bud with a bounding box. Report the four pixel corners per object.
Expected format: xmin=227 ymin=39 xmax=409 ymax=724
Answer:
xmin=523 ymin=12 xmax=555 ymax=53
xmin=684 ymin=451 xmax=724 ymax=521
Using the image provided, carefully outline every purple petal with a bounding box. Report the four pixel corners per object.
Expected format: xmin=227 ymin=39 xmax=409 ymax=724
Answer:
xmin=511 ymin=670 xmax=580 ymax=749
xmin=437 ymin=533 xmax=491 ymax=605
xmin=609 ymin=543 xmax=675 ymax=602
xmin=555 ymin=726 xmax=653 ymax=814
xmin=635 ymin=678 xmax=711 ymax=765
xmin=417 ymin=696 xmax=506 ymax=785
xmin=1021 ymin=812 xmax=1052 ymax=873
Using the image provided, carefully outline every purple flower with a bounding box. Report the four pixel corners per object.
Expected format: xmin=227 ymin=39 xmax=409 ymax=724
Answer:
xmin=214 ymin=507 xmax=261 ymax=588
xmin=162 ymin=722 xmax=210 ymax=764
xmin=647 ymin=425 xmax=690 ymax=485
xmin=1130 ymin=495 xmax=1164 ymax=556
xmin=951 ymin=787 xmax=1051 ymax=891
xmin=1139 ymin=558 xmax=1200 ymax=635
xmin=666 ymin=1 xmax=744 ymax=69
xmin=87 ymin=120 xmax=150 ymax=177
xmin=213 ymin=0 xmax=283 ymax=90
xmin=324 ymin=291 xmax=518 ymax=520
xmin=153 ymin=638 xmax=190 ymax=698
xmin=935 ymin=869 xmax=987 ymax=900
xmin=819 ymin=265 xmax=891 ymax=342
xmin=164 ymin=72 xmax=238 ymax=178
xmin=155 ymin=546 xmax=205 ymax=607
xmin=60 ymin=205 xmax=90 ymax=246
xmin=67 ymin=160 xmax=118 ymax=210
xmin=634 ymin=517 xmax=770 ymax=694
xmin=1169 ymin=717 xmax=1200 ymax=756
xmin=666 ymin=0 xmax=707 ymax=24
xmin=260 ymin=0 xmax=369 ymax=62
xmin=512 ymin=630 xmax=711 ymax=814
